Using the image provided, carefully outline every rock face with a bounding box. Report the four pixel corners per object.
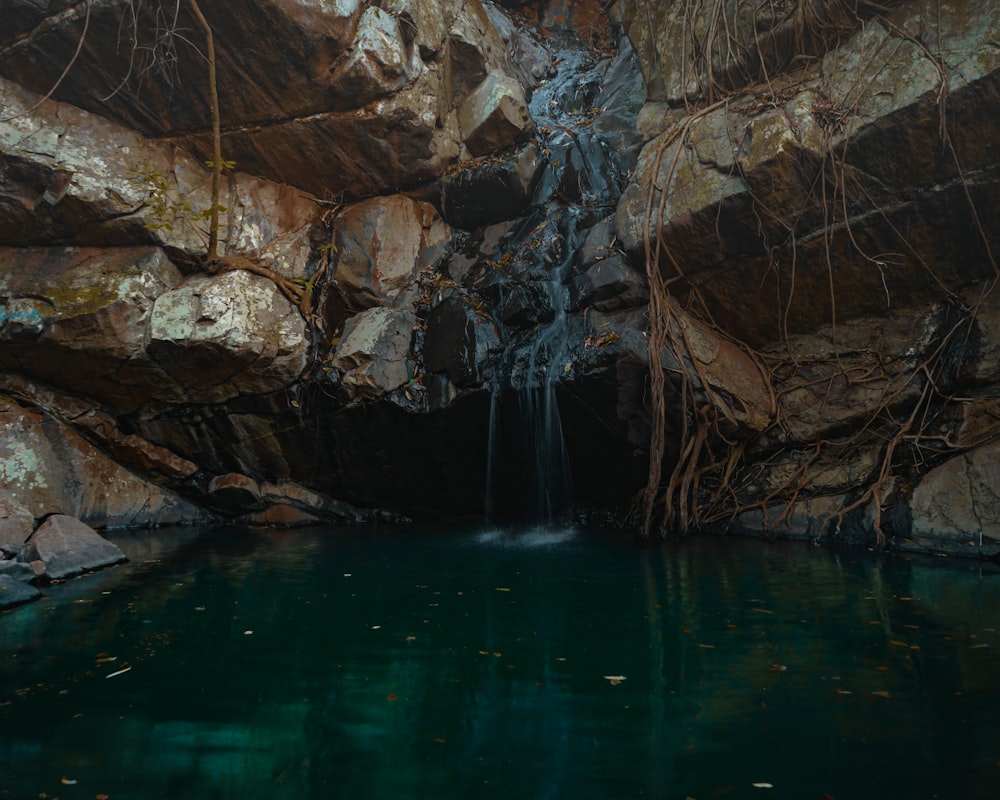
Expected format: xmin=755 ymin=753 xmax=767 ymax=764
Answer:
xmin=0 ymin=0 xmax=997 ymax=560
xmin=0 ymin=399 xmax=204 ymax=528
xmin=613 ymin=0 xmax=1000 ymax=551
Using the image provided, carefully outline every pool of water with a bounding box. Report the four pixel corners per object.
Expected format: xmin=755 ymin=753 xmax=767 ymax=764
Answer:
xmin=1 ymin=525 xmax=999 ymax=799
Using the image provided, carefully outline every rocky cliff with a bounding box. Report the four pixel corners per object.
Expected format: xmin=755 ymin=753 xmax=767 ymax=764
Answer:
xmin=0 ymin=0 xmax=998 ymax=590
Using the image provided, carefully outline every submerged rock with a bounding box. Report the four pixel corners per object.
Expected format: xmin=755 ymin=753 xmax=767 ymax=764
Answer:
xmin=0 ymin=572 xmax=41 ymax=610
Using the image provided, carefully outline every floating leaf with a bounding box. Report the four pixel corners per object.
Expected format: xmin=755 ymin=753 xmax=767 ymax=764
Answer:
xmin=494 ymin=587 xmax=512 ymax=592
xmin=751 ymin=608 xmax=774 ymax=615
xmin=698 ymin=643 xmax=716 ymax=649
xmin=752 ymin=782 xmax=774 ymax=789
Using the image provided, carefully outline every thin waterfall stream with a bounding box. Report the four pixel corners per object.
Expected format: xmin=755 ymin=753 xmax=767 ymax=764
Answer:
xmin=482 ymin=33 xmax=629 ymax=525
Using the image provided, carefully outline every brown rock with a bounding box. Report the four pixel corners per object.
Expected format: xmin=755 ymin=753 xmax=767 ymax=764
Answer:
xmin=0 ymin=247 xmax=182 ymax=410
xmin=208 ymin=473 xmax=263 ymax=514
xmin=0 ymin=398 xmax=206 ymax=528
xmin=19 ymin=514 xmax=126 ymax=580
xmin=332 ymin=307 xmax=416 ymax=398
xmin=458 ymin=72 xmax=534 ymax=156
xmin=0 ymin=489 xmax=34 ymax=558
xmin=909 ymin=443 xmax=1000 ymax=557
xmin=147 ymin=270 xmax=308 ymax=404
xmin=332 ymin=195 xmax=451 ymax=309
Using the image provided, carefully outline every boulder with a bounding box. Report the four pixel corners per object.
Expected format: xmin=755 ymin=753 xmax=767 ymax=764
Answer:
xmin=617 ymin=0 xmax=903 ymax=104
xmin=615 ymin=2 xmax=1000 ymax=346
xmin=0 ymin=0 xmax=530 ymax=199
xmin=207 ymin=473 xmax=263 ymax=514
xmin=908 ymin=442 xmax=1000 ymax=557
xmin=148 ymin=270 xmax=308 ymax=403
xmin=458 ymin=72 xmax=534 ymax=157
xmin=423 ymin=295 xmax=501 ymax=387
xmin=333 ymin=195 xmax=451 ymax=309
xmin=439 ymin=144 xmax=545 ymax=228
xmin=18 ymin=514 xmax=126 ymax=580
xmin=327 ymin=6 xmax=421 ymax=109
xmin=0 ymin=247 xmax=182 ymax=409
xmin=0 ymin=489 xmax=34 ymax=558
xmin=331 ymin=307 xmax=416 ymax=398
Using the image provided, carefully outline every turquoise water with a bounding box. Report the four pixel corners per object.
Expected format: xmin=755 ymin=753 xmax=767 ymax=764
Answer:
xmin=1 ymin=525 xmax=999 ymax=799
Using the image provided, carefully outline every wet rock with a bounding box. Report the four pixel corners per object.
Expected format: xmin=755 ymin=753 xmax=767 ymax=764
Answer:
xmin=569 ymin=253 xmax=647 ymax=312
xmin=0 ymin=399 xmax=206 ymax=528
xmin=496 ymin=281 xmax=554 ymax=328
xmin=588 ymin=38 xmax=646 ymax=164
xmin=731 ymin=495 xmax=846 ymax=542
xmin=240 ymin=505 xmax=323 ymax=528
xmin=18 ymin=514 xmax=126 ymax=581
xmin=482 ymin=0 xmax=555 ymax=88
xmin=0 ymin=573 xmax=41 ymax=610
xmin=439 ymin=144 xmax=545 ymax=228
xmin=259 ymin=481 xmax=369 ymax=522
xmin=333 ymin=195 xmax=451 ymax=309
xmin=423 ymin=295 xmax=501 ymax=387
xmin=148 ymin=270 xmax=308 ymax=404
xmin=208 ymin=473 xmax=263 ymax=514
xmin=331 ymin=307 xmax=416 ymax=399
xmin=459 ymin=72 xmax=534 ymax=156
xmin=909 ymin=442 xmax=1000 ymax=558
xmin=0 ymin=489 xmax=34 ymax=558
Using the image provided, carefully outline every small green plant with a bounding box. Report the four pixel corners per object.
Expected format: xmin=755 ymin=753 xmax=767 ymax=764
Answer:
xmin=129 ymin=161 xmax=229 ymax=240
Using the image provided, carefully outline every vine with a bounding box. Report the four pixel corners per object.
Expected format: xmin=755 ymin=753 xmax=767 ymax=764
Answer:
xmin=637 ymin=1 xmax=999 ymax=544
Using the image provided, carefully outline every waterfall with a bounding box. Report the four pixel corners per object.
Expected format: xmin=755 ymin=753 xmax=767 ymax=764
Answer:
xmin=474 ymin=25 xmax=642 ymax=525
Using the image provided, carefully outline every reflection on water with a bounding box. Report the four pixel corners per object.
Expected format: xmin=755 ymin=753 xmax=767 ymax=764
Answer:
xmin=1 ymin=526 xmax=999 ymax=799
xmin=474 ymin=526 xmax=578 ymax=548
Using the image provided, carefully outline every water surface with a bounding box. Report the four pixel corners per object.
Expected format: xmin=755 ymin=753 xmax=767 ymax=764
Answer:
xmin=1 ymin=525 xmax=999 ymax=799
